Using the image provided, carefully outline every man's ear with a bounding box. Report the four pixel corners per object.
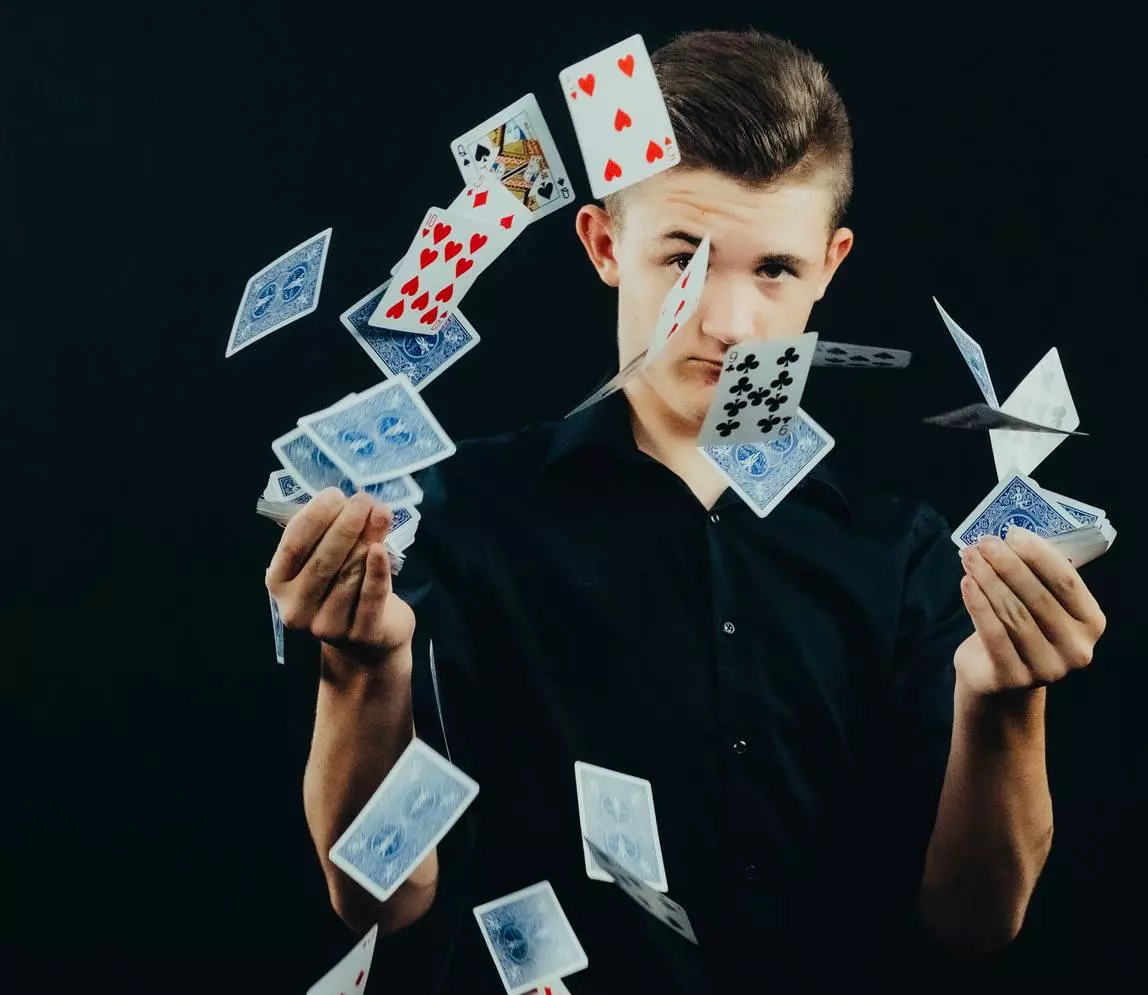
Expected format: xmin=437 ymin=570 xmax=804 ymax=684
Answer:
xmin=814 ymin=226 xmax=854 ymax=302
xmin=576 ymin=204 xmax=621 ymax=288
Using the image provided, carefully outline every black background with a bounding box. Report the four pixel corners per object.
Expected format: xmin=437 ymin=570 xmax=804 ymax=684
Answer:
xmin=5 ymin=2 xmax=1144 ymax=991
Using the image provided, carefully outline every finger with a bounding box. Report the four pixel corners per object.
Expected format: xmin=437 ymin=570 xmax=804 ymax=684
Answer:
xmin=266 ymin=487 xmax=346 ymax=585
xmin=959 ymin=574 xmax=1032 ymax=689
xmin=292 ymin=492 xmax=375 ymax=616
xmin=350 ymin=541 xmax=397 ymax=645
xmin=311 ymin=503 xmax=391 ymax=639
xmin=961 ymin=544 xmax=1062 ymax=682
xmin=975 ymin=533 xmax=1077 ymax=645
xmin=1004 ymin=525 xmax=1106 ymax=633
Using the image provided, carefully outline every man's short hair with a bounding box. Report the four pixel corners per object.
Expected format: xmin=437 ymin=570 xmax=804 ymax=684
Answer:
xmin=604 ymin=29 xmax=853 ymax=232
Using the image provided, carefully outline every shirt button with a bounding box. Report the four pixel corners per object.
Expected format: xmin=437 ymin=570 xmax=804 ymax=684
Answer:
xmin=710 ymin=512 xmax=720 ymax=523
xmin=722 ymin=620 xmax=736 ymax=635
xmin=744 ymin=863 xmax=758 ymax=881
xmin=732 ymin=739 xmax=748 ymax=755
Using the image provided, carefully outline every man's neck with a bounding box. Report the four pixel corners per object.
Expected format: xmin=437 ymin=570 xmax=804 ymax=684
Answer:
xmin=623 ymin=377 xmax=729 ymax=510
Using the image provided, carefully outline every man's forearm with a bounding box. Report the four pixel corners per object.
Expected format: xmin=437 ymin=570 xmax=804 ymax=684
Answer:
xmin=919 ymin=678 xmax=1054 ymax=956
xmin=303 ymin=640 xmax=438 ymax=933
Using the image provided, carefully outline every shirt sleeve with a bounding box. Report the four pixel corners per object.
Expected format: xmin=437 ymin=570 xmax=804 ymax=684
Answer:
xmin=872 ymin=500 xmax=975 ymax=959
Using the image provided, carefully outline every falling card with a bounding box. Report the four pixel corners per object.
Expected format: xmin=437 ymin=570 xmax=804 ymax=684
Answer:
xmin=306 ymin=923 xmax=378 ymax=995
xmin=368 ymin=207 xmax=505 ymax=335
xmin=696 ymin=332 xmax=819 ymax=448
xmin=560 ymin=35 xmax=680 ymax=198
xmin=643 ymin=235 xmax=710 ymax=368
xmin=451 ymin=93 xmax=575 ymax=222
xmin=933 ymin=296 xmax=999 ymax=408
xmin=922 ymin=401 xmax=1088 ymax=435
xmin=448 ymin=173 xmax=531 ymax=244
xmin=989 ymin=347 xmax=1080 ymax=481
xmin=226 ymin=228 xmax=332 ymax=356
xmin=812 ymin=340 xmax=912 ymax=369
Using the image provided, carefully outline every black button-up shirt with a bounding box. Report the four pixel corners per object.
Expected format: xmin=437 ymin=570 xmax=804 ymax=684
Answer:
xmin=390 ymin=386 xmax=972 ymax=993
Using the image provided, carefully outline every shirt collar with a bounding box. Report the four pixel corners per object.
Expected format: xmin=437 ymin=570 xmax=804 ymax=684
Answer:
xmin=542 ymin=378 xmax=856 ymax=523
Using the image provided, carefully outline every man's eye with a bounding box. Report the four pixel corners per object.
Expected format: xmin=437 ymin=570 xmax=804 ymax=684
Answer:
xmin=668 ymin=254 xmax=693 ymax=271
xmin=758 ymin=263 xmax=794 ymax=280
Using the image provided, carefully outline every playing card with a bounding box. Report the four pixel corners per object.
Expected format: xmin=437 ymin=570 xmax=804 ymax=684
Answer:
xmin=226 ymin=228 xmax=331 ymax=356
xmin=696 ymin=332 xmax=819 ymax=448
xmin=329 ymin=738 xmax=479 ymax=903
xmin=933 ymin=297 xmax=999 ymax=408
xmin=269 ymin=591 xmax=284 ymax=666
xmin=560 ymin=35 xmax=680 ymax=198
xmin=565 ymin=352 xmax=647 ymax=417
xmin=298 ymin=375 xmax=457 ymax=485
xmin=1046 ymin=521 xmax=1117 ymax=567
xmin=922 ymin=401 xmax=1088 ymax=435
xmin=306 ymin=923 xmax=378 ymax=995
xmin=525 ymin=984 xmax=573 ymax=995
xmin=574 ymin=761 xmax=668 ymax=892
xmin=272 ymin=428 xmax=359 ymax=497
xmin=584 ymin=839 xmax=698 ymax=946
xmin=643 ymin=235 xmax=710 ymax=368
xmin=364 ymin=474 xmax=424 ymax=507
xmin=368 ymin=207 xmax=505 ymax=335
xmin=990 ymin=347 xmax=1080 ymax=481
xmin=701 ymin=406 xmax=835 ymax=519
xmin=951 ymin=472 xmax=1083 ymax=548
xmin=1040 ymin=488 xmax=1106 ymax=527
xmin=451 ymin=93 xmax=574 ymax=222
xmin=812 ymin=340 xmax=912 ymax=369
xmin=386 ymin=504 xmax=421 ymax=553
xmin=255 ymin=498 xmax=409 ymax=575
xmin=342 ymin=279 xmax=481 ymax=389
xmin=473 ymin=881 xmax=589 ymax=995
xmin=449 ymin=173 xmax=531 ymax=244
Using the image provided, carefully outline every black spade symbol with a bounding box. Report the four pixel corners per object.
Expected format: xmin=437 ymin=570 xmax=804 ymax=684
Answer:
xmin=874 ymin=351 xmax=894 ymax=359
xmin=557 ymin=177 xmax=566 ymax=186
xmin=475 ymin=144 xmax=491 ymax=162
xmin=462 ymin=158 xmax=470 ymax=167
xmin=827 ymin=346 xmax=847 ymax=355
xmin=538 ymin=181 xmax=554 ymax=200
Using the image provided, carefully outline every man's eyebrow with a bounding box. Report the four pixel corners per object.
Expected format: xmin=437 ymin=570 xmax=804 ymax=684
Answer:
xmin=658 ymin=230 xmax=811 ymax=269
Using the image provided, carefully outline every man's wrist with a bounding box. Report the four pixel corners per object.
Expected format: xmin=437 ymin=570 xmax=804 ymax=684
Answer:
xmin=319 ymin=639 xmax=413 ymax=693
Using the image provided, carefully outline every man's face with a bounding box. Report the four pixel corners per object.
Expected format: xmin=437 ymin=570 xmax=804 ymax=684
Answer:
xmin=579 ymin=167 xmax=853 ymax=426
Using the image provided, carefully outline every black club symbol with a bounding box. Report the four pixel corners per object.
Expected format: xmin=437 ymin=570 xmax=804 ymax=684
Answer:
xmin=757 ymin=414 xmax=781 ymax=433
xmin=777 ymin=347 xmax=800 ymax=366
xmin=722 ymin=398 xmax=747 ymax=417
xmin=728 ymin=375 xmax=755 ymax=397
xmin=735 ymin=354 xmax=759 ymax=374
xmin=764 ymin=393 xmax=788 ymax=412
xmin=746 ymin=386 xmax=771 ymax=406
xmin=770 ymin=370 xmax=794 ymax=390
xmin=716 ymin=420 xmax=741 ymax=437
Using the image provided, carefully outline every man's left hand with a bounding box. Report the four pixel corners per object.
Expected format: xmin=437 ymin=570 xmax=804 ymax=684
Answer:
xmin=954 ymin=526 xmax=1107 ymax=696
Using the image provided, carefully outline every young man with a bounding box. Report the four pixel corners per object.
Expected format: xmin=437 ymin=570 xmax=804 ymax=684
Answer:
xmin=267 ymin=29 xmax=1106 ymax=993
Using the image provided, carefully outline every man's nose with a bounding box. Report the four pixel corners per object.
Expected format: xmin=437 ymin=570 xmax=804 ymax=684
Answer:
xmin=696 ymin=278 xmax=761 ymax=347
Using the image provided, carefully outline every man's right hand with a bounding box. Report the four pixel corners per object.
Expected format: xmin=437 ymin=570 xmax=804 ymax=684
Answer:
xmin=265 ymin=487 xmax=416 ymax=666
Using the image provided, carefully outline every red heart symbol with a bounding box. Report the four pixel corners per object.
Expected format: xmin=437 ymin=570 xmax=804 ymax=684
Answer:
xmin=421 ymin=227 xmax=430 ymax=237
xmin=646 ymin=140 xmax=664 ymax=163
xmin=664 ymin=136 xmax=672 ymax=145
xmin=618 ymin=54 xmax=634 ymax=76
xmin=614 ymin=108 xmax=632 ymax=132
xmin=681 ymin=273 xmax=690 ymax=289
xmin=667 ymin=322 xmax=679 ymax=337
xmin=603 ymin=158 xmax=622 ymax=182
xmin=420 ymin=306 xmax=439 ymax=326
xmin=569 ymin=90 xmax=578 ymax=100
xmin=500 ymin=215 xmax=514 ymax=230
xmin=419 ymin=247 xmax=438 ymax=269
xmin=444 ymin=240 xmax=462 ymax=262
xmin=401 ymin=274 xmax=419 ymax=296
xmin=433 ymin=222 xmax=451 ymax=244
xmin=435 ymin=284 xmax=453 ymax=303
xmin=578 ymin=74 xmax=595 ymax=96
xmin=674 ymin=300 xmax=686 ymax=317
xmin=470 ymin=232 xmax=488 ymax=253
xmin=385 ymin=299 xmax=404 ymax=320
xmin=411 ymin=291 xmax=430 ymax=311
xmin=473 ymin=190 xmax=488 ymax=207
xmin=456 ymin=256 xmax=474 ymax=277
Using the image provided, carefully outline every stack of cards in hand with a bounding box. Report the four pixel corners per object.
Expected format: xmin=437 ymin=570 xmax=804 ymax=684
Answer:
xmin=930 ymin=298 xmax=1116 ymax=565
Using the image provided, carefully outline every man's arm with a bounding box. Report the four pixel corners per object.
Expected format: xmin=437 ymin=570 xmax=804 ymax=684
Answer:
xmin=919 ymin=679 xmax=1053 ymax=956
xmin=303 ymin=641 xmax=440 ymax=936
